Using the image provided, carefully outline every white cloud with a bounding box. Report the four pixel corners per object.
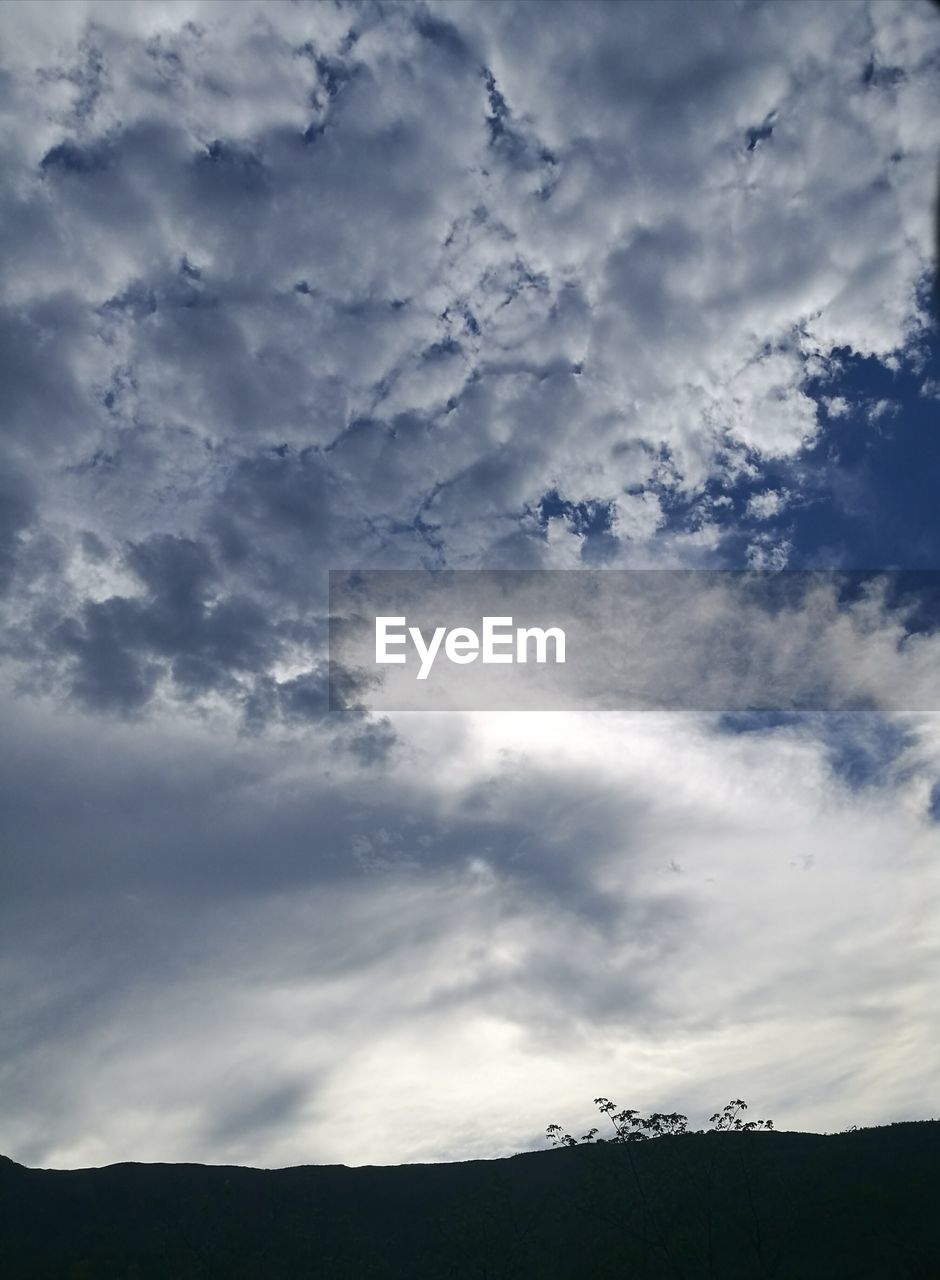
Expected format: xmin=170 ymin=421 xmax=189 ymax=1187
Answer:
xmin=745 ymin=489 xmax=789 ymax=521
xmin=823 ymin=395 xmax=852 ymax=418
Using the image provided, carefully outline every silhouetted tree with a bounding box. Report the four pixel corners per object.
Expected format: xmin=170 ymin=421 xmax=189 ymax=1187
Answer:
xmin=546 ymin=1097 xmax=773 ymax=1147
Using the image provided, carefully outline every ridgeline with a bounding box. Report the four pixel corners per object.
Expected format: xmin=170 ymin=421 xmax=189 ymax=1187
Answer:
xmin=2 ymin=1122 xmax=938 ymax=1278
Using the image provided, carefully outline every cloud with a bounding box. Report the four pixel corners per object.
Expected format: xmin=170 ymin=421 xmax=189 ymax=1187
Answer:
xmin=1 ymin=0 xmax=939 ymax=1167
xmin=1 ymin=697 xmax=937 ymax=1168
xmin=745 ymin=489 xmax=789 ymax=521
xmin=2 ymin=0 xmax=936 ymax=582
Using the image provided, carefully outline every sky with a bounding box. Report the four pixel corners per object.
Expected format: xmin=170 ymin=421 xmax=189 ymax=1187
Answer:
xmin=0 ymin=0 xmax=939 ymax=1170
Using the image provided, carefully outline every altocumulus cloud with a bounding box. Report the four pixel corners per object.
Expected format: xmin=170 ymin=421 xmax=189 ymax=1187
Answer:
xmin=0 ymin=0 xmax=939 ymax=1167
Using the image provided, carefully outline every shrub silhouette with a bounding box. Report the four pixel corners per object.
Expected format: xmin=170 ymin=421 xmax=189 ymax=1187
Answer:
xmin=547 ymin=1097 xmax=774 ymax=1147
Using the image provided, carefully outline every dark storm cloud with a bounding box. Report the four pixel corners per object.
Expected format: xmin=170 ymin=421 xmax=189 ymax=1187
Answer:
xmin=210 ymin=449 xmax=339 ymax=573
xmin=0 ymin=463 xmax=37 ymax=595
xmin=45 ymin=533 xmax=275 ymax=711
xmin=0 ymin=297 xmax=103 ymax=450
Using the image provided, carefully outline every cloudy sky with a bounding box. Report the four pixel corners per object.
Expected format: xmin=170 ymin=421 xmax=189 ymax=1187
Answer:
xmin=1 ymin=0 xmax=939 ymax=1170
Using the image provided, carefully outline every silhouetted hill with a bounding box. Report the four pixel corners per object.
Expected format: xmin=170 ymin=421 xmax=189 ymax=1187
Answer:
xmin=2 ymin=1122 xmax=938 ymax=1278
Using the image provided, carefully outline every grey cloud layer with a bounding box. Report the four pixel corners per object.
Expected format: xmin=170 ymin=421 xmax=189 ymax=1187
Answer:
xmin=2 ymin=697 xmax=936 ymax=1167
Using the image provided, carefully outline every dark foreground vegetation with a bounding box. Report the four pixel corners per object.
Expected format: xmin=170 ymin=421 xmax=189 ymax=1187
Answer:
xmin=2 ymin=1120 xmax=939 ymax=1279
